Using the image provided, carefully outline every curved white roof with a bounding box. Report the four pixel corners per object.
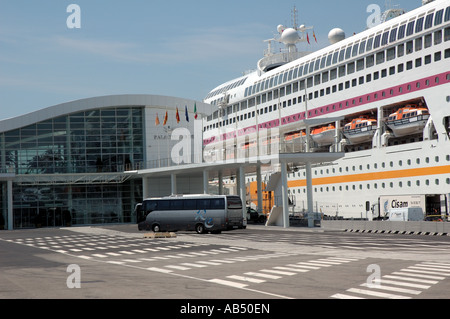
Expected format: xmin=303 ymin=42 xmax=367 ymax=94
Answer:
xmin=0 ymin=94 xmax=214 ymax=133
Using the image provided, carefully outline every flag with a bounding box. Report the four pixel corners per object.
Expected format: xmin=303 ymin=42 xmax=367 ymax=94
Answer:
xmin=155 ymin=113 xmax=160 ymax=126
xmin=313 ymin=31 xmax=317 ymax=43
xmin=185 ymin=105 xmax=189 ymax=122
xmin=307 ymin=33 xmax=310 ymax=44
xmin=163 ymin=111 xmax=168 ymax=126
xmin=194 ymin=103 xmax=198 ymax=119
xmin=176 ymin=107 xmax=180 ymax=124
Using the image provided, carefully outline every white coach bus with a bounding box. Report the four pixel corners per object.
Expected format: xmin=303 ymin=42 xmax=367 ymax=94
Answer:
xmin=136 ymin=194 xmax=245 ymax=234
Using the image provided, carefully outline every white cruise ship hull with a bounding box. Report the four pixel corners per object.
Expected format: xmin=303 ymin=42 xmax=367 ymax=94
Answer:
xmin=202 ymin=0 xmax=450 ymax=220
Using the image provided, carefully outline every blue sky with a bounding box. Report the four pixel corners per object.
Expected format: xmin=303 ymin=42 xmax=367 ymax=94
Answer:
xmin=0 ymin=0 xmax=419 ymax=120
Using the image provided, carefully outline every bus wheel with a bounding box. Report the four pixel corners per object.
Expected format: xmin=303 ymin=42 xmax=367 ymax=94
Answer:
xmin=152 ymin=224 xmax=161 ymax=232
xmin=195 ymin=224 xmax=205 ymax=234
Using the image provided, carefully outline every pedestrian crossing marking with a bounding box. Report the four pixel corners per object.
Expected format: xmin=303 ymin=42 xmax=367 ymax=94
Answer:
xmin=332 ymin=262 xmax=450 ymax=299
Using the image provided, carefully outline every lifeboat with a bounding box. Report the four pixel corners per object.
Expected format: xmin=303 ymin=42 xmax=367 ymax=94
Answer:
xmin=386 ymin=105 xmax=430 ymax=137
xmin=284 ymin=131 xmax=306 ymax=141
xmin=311 ymin=124 xmax=336 ymax=146
xmin=343 ymin=117 xmax=378 ymax=144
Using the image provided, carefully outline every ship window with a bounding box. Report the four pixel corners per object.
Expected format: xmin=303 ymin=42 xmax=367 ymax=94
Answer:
xmin=315 ymin=59 xmax=321 ymax=71
xmin=435 ymin=30 xmax=442 ymax=45
xmin=416 ymin=58 xmax=422 ymax=68
xmin=424 ymin=34 xmax=432 ymax=48
xmin=339 ymin=65 xmax=346 ymax=77
xmin=407 ymin=61 xmax=413 ymax=70
xmin=398 ymin=24 xmax=406 ymax=39
xmin=286 ymin=84 xmax=292 ymax=95
xmin=415 ymin=37 xmax=423 ymax=51
xmin=415 ymin=17 xmax=424 ymax=33
xmin=398 ymin=43 xmax=405 ymax=57
xmin=406 ymin=20 xmax=415 ymax=36
xmin=326 ymin=54 xmax=333 ymax=67
xmin=387 ymin=47 xmax=396 ymax=61
xmin=345 ymin=46 xmax=352 ymax=59
xmin=374 ymin=34 xmax=382 ymax=48
xmin=390 ymin=28 xmax=398 ymax=43
xmin=376 ymin=51 xmax=385 ymax=64
xmin=435 ymin=9 xmax=444 ymax=25
xmin=381 ymin=31 xmax=389 ymax=45
xmin=357 ymin=59 xmax=364 ymax=71
xmin=389 ymin=66 xmax=395 ymax=75
xmin=425 ymin=13 xmax=434 ymax=29
xmin=359 ymin=40 xmax=366 ymax=54
xmin=339 ymin=49 xmax=345 ymax=62
xmin=445 ymin=6 xmax=450 ymax=22
xmin=309 ymin=61 xmax=315 ymax=73
xmin=299 ymin=80 xmax=305 ymax=90
xmin=347 ymin=62 xmax=355 ymax=74
xmin=283 ymin=72 xmax=288 ymax=83
xmin=366 ymin=55 xmax=374 ymax=68
xmin=445 ymin=27 xmax=450 ymax=41
xmin=367 ymin=37 xmax=374 ymax=51
xmin=304 ymin=63 xmax=309 ymax=75
xmin=332 ymin=51 xmax=339 ymax=64
xmin=320 ymin=57 xmax=327 ymax=69
xmin=406 ymin=41 xmax=413 ymax=54
xmin=330 ymin=68 xmax=337 ymax=80
xmin=297 ymin=66 xmax=303 ymax=77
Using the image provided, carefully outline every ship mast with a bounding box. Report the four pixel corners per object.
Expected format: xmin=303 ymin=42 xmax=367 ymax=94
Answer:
xmin=257 ymin=6 xmax=314 ymax=74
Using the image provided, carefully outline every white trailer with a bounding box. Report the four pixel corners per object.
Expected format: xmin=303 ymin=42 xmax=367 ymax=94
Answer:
xmin=388 ymin=207 xmax=424 ymax=221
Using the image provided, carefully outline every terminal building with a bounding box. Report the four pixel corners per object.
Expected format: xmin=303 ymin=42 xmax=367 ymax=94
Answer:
xmin=0 ymin=95 xmax=213 ymax=230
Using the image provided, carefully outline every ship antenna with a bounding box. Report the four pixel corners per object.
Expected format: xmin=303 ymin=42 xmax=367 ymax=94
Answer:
xmin=292 ymin=6 xmax=299 ymax=30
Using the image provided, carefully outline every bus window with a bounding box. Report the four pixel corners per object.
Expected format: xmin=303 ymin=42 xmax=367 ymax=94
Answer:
xmin=227 ymin=196 xmax=243 ymax=209
xmin=211 ymin=198 xmax=225 ymax=209
xmin=143 ymin=200 xmax=157 ymax=213
xmin=170 ymin=200 xmax=183 ymax=210
xmin=158 ymin=200 xmax=170 ymax=211
xmin=196 ymin=199 xmax=210 ymax=210
xmin=184 ymin=199 xmax=197 ymax=210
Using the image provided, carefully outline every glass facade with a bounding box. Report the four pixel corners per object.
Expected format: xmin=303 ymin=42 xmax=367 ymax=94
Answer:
xmin=0 ymin=106 xmax=145 ymax=229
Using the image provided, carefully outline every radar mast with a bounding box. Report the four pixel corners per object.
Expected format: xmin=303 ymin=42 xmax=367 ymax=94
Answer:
xmin=257 ymin=6 xmax=314 ymax=74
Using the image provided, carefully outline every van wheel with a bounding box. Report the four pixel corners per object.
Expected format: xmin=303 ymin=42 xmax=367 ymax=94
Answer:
xmin=152 ymin=224 xmax=161 ymax=232
xmin=195 ymin=224 xmax=205 ymax=234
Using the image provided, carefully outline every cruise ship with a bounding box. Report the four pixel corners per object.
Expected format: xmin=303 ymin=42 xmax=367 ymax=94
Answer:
xmin=202 ymin=0 xmax=450 ymax=220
